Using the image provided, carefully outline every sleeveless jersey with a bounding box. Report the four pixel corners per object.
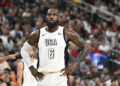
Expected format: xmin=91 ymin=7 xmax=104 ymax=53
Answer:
xmin=37 ymin=26 xmax=69 ymax=72
xmin=21 ymin=59 xmax=38 ymax=86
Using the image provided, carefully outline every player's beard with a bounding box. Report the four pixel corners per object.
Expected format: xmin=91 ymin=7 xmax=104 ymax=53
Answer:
xmin=46 ymin=20 xmax=59 ymax=28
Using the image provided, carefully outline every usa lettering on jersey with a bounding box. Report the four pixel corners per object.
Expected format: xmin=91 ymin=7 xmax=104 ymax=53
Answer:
xmin=45 ymin=38 xmax=57 ymax=46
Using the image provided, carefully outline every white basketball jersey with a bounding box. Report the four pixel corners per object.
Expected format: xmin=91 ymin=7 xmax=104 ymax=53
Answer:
xmin=37 ymin=26 xmax=69 ymax=72
xmin=22 ymin=59 xmax=38 ymax=86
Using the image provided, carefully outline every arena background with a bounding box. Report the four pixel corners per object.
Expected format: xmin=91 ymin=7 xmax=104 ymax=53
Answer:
xmin=0 ymin=0 xmax=120 ymax=86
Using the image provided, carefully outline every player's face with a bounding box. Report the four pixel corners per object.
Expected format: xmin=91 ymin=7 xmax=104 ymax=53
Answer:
xmin=46 ymin=9 xmax=59 ymax=27
xmin=29 ymin=49 xmax=34 ymax=57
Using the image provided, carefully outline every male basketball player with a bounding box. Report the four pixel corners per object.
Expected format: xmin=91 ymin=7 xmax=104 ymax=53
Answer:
xmin=21 ymin=8 xmax=90 ymax=86
xmin=17 ymin=49 xmax=38 ymax=86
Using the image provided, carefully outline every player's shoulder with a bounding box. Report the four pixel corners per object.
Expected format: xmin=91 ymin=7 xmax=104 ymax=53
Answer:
xmin=30 ymin=30 xmax=39 ymax=35
xmin=38 ymin=26 xmax=47 ymax=31
xmin=64 ymin=28 xmax=80 ymax=41
xmin=17 ymin=60 xmax=24 ymax=67
xmin=30 ymin=26 xmax=46 ymax=35
xmin=58 ymin=25 xmax=64 ymax=28
xmin=18 ymin=59 xmax=24 ymax=64
xmin=57 ymin=26 xmax=65 ymax=32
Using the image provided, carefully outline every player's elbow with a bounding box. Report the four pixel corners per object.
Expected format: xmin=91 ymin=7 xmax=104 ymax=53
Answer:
xmin=20 ymin=42 xmax=33 ymax=54
xmin=82 ymin=43 xmax=90 ymax=53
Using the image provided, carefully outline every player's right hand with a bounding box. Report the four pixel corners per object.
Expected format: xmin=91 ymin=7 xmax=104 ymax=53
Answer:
xmin=29 ymin=66 xmax=44 ymax=81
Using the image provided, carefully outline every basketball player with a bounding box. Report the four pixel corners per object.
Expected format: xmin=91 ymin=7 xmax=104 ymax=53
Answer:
xmin=17 ymin=49 xmax=38 ymax=86
xmin=21 ymin=8 xmax=90 ymax=86
xmin=0 ymin=53 xmax=18 ymax=63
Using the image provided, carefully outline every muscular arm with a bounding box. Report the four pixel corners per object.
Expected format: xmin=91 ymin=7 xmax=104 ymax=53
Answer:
xmin=21 ymin=30 xmax=39 ymax=67
xmin=65 ymin=29 xmax=90 ymax=65
xmin=27 ymin=30 xmax=39 ymax=46
xmin=17 ymin=61 xmax=23 ymax=86
xmin=21 ymin=30 xmax=44 ymax=81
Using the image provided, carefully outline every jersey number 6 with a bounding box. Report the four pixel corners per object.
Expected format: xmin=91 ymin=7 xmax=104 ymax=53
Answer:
xmin=48 ymin=48 xmax=54 ymax=59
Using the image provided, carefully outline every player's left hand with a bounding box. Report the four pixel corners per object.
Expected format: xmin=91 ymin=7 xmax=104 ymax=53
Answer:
xmin=61 ymin=63 xmax=78 ymax=76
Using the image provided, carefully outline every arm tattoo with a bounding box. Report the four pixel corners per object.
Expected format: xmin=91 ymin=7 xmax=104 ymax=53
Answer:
xmin=66 ymin=29 xmax=90 ymax=65
xmin=73 ymin=44 xmax=90 ymax=65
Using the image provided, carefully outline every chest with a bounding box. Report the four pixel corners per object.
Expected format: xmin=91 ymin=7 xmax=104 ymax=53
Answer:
xmin=39 ymin=32 xmax=65 ymax=47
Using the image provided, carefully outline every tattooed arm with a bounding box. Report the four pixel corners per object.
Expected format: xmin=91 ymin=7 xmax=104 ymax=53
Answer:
xmin=61 ymin=29 xmax=90 ymax=76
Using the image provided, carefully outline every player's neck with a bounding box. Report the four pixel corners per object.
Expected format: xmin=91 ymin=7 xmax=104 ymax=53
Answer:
xmin=46 ymin=25 xmax=58 ymax=32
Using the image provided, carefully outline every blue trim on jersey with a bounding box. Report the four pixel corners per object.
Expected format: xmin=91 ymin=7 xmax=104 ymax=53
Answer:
xmin=63 ymin=28 xmax=70 ymax=67
xmin=37 ymin=29 xmax=40 ymax=44
xmin=64 ymin=41 xmax=69 ymax=67
xmin=37 ymin=29 xmax=40 ymax=69
xmin=63 ymin=28 xmax=67 ymax=44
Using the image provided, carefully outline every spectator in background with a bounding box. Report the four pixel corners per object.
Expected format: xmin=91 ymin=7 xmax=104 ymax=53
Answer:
xmin=1 ymin=68 xmax=17 ymax=86
xmin=89 ymin=29 xmax=100 ymax=39
xmin=80 ymin=76 xmax=95 ymax=86
xmin=110 ymin=81 xmax=118 ymax=86
xmin=94 ymin=77 xmax=103 ymax=86
xmin=10 ymin=22 xmax=23 ymax=39
xmin=106 ymin=23 xmax=119 ymax=38
xmin=0 ymin=82 xmax=7 ymax=86
xmin=74 ymin=76 xmax=81 ymax=86
xmin=88 ymin=66 xmax=101 ymax=79
xmin=0 ymin=26 xmax=14 ymax=51
xmin=32 ymin=21 xmax=41 ymax=31
xmin=0 ymin=39 xmax=5 ymax=54
xmin=83 ymin=20 xmax=92 ymax=34
xmin=90 ymin=39 xmax=100 ymax=53
xmin=0 ymin=10 xmax=6 ymax=26
xmin=104 ymin=75 xmax=117 ymax=86
xmin=3 ymin=74 xmax=13 ymax=86
xmin=101 ymin=68 xmax=110 ymax=82
xmin=79 ymin=56 xmax=94 ymax=78
xmin=22 ymin=7 xmax=31 ymax=18
xmin=98 ymin=39 xmax=110 ymax=54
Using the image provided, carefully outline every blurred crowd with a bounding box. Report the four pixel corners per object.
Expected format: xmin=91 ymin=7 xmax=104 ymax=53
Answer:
xmin=0 ymin=0 xmax=120 ymax=86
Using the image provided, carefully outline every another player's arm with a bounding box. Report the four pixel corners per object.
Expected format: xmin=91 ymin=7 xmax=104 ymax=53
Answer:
xmin=0 ymin=55 xmax=11 ymax=63
xmin=62 ymin=29 xmax=90 ymax=76
xmin=0 ymin=53 xmax=18 ymax=63
xmin=17 ymin=61 xmax=23 ymax=86
xmin=21 ymin=30 xmax=44 ymax=81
